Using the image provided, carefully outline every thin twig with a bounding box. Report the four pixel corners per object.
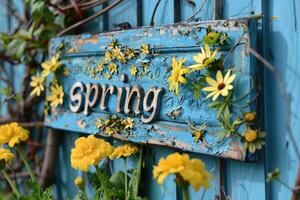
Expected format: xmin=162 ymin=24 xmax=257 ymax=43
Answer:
xmin=187 ymin=0 xmax=208 ymax=22
xmin=58 ymin=0 xmax=123 ymax=36
xmin=150 ymin=0 xmax=162 ymax=26
xmin=60 ymin=0 xmax=109 ymax=11
xmin=19 ymin=121 xmax=44 ymax=128
xmin=247 ymin=47 xmax=300 ymax=162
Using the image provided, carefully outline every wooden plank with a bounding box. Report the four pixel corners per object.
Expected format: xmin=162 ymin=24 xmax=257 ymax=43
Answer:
xmin=45 ymin=20 xmax=257 ymax=161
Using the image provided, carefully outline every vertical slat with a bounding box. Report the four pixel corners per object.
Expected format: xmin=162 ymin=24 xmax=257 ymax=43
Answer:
xmin=136 ymin=0 xmax=143 ymax=27
xmin=103 ymin=2 xmax=109 ymax=31
xmin=222 ymin=1 xmax=266 ymax=200
xmin=215 ymin=0 xmax=223 ymax=19
xmin=174 ymin=0 xmax=181 ymax=22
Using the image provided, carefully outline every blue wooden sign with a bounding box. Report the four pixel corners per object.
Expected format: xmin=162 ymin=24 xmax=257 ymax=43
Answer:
xmin=45 ymin=20 xmax=258 ymax=161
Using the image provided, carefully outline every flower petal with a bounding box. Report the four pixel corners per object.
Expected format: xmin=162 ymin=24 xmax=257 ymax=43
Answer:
xmin=206 ymin=76 xmax=218 ymax=87
xmin=216 ymin=71 xmax=223 ymax=83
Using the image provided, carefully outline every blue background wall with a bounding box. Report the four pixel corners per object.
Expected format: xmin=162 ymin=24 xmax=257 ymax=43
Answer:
xmin=1 ymin=0 xmax=299 ymax=199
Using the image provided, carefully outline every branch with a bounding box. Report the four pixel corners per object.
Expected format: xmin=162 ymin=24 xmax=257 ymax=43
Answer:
xmin=150 ymin=0 xmax=162 ymax=26
xmin=39 ymin=129 xmax=61 ymax=188
xmin=58 ymin=0 xmax=124 ymax=36
xmin=247 ymin=47 xmax=300 ymax=162
xmin=186 ymin=0 xmax=208 ymax=22
xmin=59 ymin=0 xmax=109 ymax=11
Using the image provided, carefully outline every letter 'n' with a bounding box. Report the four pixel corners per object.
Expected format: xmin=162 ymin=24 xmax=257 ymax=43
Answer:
xmin=124 ymin=86 xmax=144 ymax=115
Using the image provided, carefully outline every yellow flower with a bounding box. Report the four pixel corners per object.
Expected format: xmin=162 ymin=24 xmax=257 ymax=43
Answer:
xmin=104 ymin=73 xmax=111 ymax=79
xmin=74 ymin=176 xmax=84 ymax=187
xmin=117 ymin=54 xmax=126 ymax=63
xmin=193 ymin=131 xmax=202 ymax=142
xmin=108 ymin=63 xmax=118 ymax=74
xmin=89 ymin=67 xmax=95 ymax=77
xmin=130 ymin=65 xmax=138 ymax=76
xmin=63 ymin=68 xmax=70 ymax=76
xmin=188 ymin=45 xmax=217 ymax=70
xmin=41 ymin=54 xmax=61 ymax=77
xmin=104 ymin=51 xmax=112 ymax=63
xmin=153 ymin=153 xmax=213 ymax=191
xmin=0 ymin=148 xmax=14 ymax=164
xmin=108 ymin=39 xmax=117 ymax=49
xmin=245 ymin=129 xmax=257 ymax=142
xmin=95 ymin=117 xmax=104 ymax=128
xmin=104 ymin=127 xmax=114 ymax=135
xmin=125 ymin=48 xmax=135 ymax=59
xmin=244 ymin=112 xmax=256 ymax=122
xmin=96 ymin=63 xmax=104 ymax=73
xmin=243 ymin=129 xmax=265 ymax=153
xmin=109 ymin=144 xmax=139 ymax=159
xmin=140 ymin=44 xmax=149 ymax=54
xmin=202 ymin=70 xmax=235 ymax=101
xmin=112 ymin=47 xmax=122 ymax=59
xmin=30 ymin=75 xmax=45 ymax=96
xmin=122 ymin=118 xmax=134 ymax=129
xmin=168 ymin=57 xmax=190 ymax=95
xmin=71 ymin=135 xmax=114 ymax=172
xmin=0 ymin=122 xmax=29 ymax=147
xmin=46 ymin=84 xmax=64 ymax=108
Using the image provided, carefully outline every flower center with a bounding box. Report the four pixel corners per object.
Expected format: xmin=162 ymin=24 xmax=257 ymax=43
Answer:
xmin=173 ymin=70 xmax=180 ymax=81
xmin=245 ymin=130 xmax=257 ymax=142
xmin=56 ymin=94 xmax=61 ymax=99
xmin=218 ymin=83 xmax=225 ymax=90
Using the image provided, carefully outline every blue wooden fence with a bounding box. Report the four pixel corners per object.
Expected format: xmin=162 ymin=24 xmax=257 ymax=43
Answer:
xmin=1 ymin=0 xmax=299 ymax=199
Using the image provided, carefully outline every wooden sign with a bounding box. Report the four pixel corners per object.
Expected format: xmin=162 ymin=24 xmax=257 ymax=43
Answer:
xmin=45 ymin=20 xmax=259 ymax=161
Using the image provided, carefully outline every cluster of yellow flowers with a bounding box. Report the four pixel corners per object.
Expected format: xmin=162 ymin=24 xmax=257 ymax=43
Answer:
xmin=70 ymin=135 xmax=139 ymax=172
xmin=70 ymin=135 xmax=213 ymax=194
xmin=30 ymin=53 xmax=64 ymax=108
xmin=94 ymin=41 xmax=150 ymax=80
xmin=242 ymin=112 xmax=265 ymax=153
xmin=168 ymin=44 xmax=236 ymax=101
xmin=153 ymin=153 xmax=213 ymax=191
xmin=0 ymin=123 xmax=30 ymax=165
xmin=95 ymin=115 xmax=134 ymax=136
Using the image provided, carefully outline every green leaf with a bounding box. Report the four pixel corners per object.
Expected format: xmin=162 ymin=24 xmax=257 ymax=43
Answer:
xmin=207 ymin=101 xmax=222 ymax=108
xmin=7 ymin=39 xmax=26 ymax=59
xmin=13 ymin=94 xmax=23 ymax=101
xmin=110 ymin=171 xmax=125 ymax=189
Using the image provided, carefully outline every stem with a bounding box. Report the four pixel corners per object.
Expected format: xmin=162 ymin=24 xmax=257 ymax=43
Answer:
xmin=182 ymin=185 xmax=189 ymax=200
xmin=124 ymin=158 xmax=128 ymax=199
xmin=2 ymin=170 xmax=20 ymax=198
xmin=96 ymin=167 xmax=110 ymax=200
xmin=16 ymin=146 xmax=35 ymax=181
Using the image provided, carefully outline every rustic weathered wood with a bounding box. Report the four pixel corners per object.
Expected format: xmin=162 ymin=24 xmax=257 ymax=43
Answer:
xmin=45 ymin=20 xmax=257 ymax=161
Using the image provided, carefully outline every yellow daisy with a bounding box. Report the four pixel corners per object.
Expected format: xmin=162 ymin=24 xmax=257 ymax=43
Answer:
xmin=168 ymin=57 xmax=190 ymax=95
xmin=140 ymin=44 xmax=149 ymax=54
xmin=104 ymin=73 xmax=111 ymax=79
xmin=104 ymin=51 xmax=112 ymax=63
xmin=41 ymin=54 xmax=61 ymax=77
xmin=46 ymin=84 xmax=64 ymax=107
xmin=122 ymin=117 xmax=134 ymax=129
xmin=63 ymin=68 xmax=70 ymax=76
xmin=130 ymin=65 xmax=138 ymax=76
xmin=29 ymin=75 xmax=45 ymax=96
xmin=188 ymin=45 xmax=218 ymax=71
xmin=202 ymin=70 xmax=235 ymax=101
xmin=108 ymin=63 xmax=118 ymax=74
xmin=125 ymin=48 xmax=135 ymax=59
xmin=96 ymin=62 xmax=104 ymax=73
